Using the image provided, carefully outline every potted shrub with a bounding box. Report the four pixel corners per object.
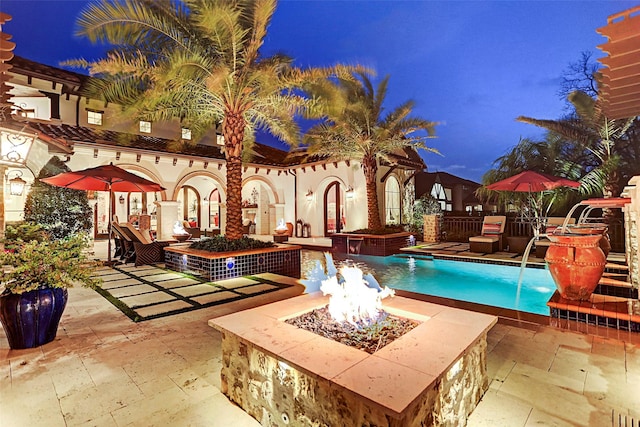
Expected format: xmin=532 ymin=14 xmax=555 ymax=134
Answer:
xmin=0 ymin=233 xmax=101 ymax=349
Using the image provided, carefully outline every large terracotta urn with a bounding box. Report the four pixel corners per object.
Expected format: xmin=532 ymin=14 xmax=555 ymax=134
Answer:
xmin=545 ymin=233 xmax=606 ymax=301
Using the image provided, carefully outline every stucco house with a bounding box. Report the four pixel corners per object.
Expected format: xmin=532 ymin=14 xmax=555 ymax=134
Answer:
xmin=0 ymin=55 xmax=426 ymax=242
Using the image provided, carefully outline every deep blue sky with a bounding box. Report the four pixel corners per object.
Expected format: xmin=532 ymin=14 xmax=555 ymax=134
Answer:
xmin=1 ymin=0 xmax=636 ymax=183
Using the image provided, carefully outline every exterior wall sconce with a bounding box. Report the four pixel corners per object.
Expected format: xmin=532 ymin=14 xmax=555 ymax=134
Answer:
xmin=119 ymin=195 xmax=125 ymax=204
xmin=305 ymin=190 xmax=313 ymax=201
xmin=345 ymin=186 xmax=354 ymax=199
xmin=6 ymin=170 xmax=26 ymax=196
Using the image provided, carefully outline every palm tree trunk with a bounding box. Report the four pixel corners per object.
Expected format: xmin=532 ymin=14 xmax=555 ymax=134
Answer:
xmin=223 ymin=110 xmax=245 ymax=240
xmin=363 ymin=155 xmax=382 ymax=230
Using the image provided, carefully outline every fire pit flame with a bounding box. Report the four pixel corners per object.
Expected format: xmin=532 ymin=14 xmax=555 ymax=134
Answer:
xmin=320 ymin=264 xmax=394 ymax=328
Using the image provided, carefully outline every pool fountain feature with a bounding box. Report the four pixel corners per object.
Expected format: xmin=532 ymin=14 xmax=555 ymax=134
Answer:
xmin=210 ymin=259 xmax=497 ymax=426
xmin=172 ymin=220 xmax=191 ymax=242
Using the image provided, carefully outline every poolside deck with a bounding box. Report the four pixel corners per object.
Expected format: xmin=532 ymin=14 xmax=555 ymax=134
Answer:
xmin=1 ymin=240 xmax=638 ymax=426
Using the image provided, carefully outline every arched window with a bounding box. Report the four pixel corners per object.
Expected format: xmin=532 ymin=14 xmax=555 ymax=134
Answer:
xmin=385 ymin=176 xmax=401 ymax=225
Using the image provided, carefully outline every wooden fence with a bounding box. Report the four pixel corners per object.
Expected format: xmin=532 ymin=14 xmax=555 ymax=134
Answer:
xmin=441 ymin=215 xmax=625 ymax=253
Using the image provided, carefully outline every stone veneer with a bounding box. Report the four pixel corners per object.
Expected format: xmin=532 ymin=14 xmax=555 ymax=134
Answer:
xmin=210 ymin=293 xmax=497 ymax=427
xmin=164 ymin=244 xmax=301 ymax=281
xmin=423 ymin=214 xmax=442 ymax=243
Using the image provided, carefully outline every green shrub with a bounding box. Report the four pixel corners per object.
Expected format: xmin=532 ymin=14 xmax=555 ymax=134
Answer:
xmin=189 ymin=235 xmax=274 ymax=252
xmin=406 ymin=195 xmax=442 ymax=234
xmin=0 ymin=233 xmax=100 ymax=294
xmin=23 ymin=157 xmax=93 ymax=240
xmin=3 ymin=222 xmax=49 ymax=252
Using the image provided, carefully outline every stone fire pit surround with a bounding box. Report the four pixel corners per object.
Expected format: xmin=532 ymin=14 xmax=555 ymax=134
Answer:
xmin=210 ymin=293 xmax=497 ymax=427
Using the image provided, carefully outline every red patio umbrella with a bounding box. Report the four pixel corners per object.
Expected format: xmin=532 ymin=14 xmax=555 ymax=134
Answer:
xmin=486 ymin=171 xmax=580 ymax=238
xmin=41 ymin=163 xmax=165 ymax=263
xmin=486 ymin=171 xmax=580 ymax=192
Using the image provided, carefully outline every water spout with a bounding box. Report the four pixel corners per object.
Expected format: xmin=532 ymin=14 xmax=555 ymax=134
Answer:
xmin=515 ymin=235 xmax=546 ymax=308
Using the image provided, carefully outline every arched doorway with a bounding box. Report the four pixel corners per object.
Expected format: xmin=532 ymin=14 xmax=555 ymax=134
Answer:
xmin=324 ymin=181 xmax=345 ymax=236
xmin=207 ymin=188 xmax=221 ymax=229
xmin=177 ymin=185 xmax=201 ymax=226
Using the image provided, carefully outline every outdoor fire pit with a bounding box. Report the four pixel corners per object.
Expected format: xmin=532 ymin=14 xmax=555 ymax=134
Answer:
xmin=209 ymin=260 xmax=497 ymax=426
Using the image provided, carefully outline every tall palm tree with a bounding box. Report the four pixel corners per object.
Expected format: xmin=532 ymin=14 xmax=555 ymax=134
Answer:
xmin=71 ymin=0 xmax=363 ymax=239
xmin=517 ymin=91 xmax=633 ymax=200
xmin=304 ymin=72 xmax=438 ymax=230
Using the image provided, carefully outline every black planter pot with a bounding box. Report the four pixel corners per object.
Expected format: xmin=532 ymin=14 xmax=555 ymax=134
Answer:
xmin=0 ymin=287 xmax=68 ymax=349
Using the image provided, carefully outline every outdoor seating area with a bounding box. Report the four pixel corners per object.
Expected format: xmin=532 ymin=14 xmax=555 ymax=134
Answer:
xmin=111 ymin=221 xmax=174 ymax=267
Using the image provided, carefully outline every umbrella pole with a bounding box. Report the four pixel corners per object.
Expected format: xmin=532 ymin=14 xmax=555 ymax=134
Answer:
xmin=107 ymin=186 xmax=113 ymax=264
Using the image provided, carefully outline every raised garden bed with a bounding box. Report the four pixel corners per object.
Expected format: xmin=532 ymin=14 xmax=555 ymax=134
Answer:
xmin=164 ymin=244 xmax=301 ymax=281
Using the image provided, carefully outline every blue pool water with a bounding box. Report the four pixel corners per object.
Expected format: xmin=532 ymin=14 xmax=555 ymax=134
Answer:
xmin=301 ymin=252 xmax=555 ymax=316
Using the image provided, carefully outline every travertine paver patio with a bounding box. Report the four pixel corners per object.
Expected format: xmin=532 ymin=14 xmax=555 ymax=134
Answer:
xmin=0 ymin=240 xmax=638 ymax=426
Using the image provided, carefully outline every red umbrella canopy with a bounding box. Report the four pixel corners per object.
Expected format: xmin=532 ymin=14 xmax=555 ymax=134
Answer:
xmin=486 ymin=171 xmax=580 ymax=193
xmin=41 ymin=163 xmax=165 ymax=193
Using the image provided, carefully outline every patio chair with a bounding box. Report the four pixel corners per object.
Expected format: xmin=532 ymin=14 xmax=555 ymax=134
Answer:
xmin=469 ymin=215 xmax=507 ymax=253
xmin=120 ymin=223 xmax=172 ymax=267
xmin=111 ymin=222 xmax=136 ymax=264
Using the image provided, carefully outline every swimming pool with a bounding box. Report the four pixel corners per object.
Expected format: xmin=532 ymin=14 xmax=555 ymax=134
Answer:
xmin=301 ymin=252 xmax=555 ymax=316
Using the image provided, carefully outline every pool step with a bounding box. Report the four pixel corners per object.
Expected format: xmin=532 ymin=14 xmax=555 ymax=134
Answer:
xmin=547 ymin=291 xmax=640 ymax=333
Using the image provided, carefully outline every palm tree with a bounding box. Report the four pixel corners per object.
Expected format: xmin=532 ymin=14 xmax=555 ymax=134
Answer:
xmin=71 ymin=0 xmax=363 ymax=239
xmin=304 ymin=72 xmax=438 ymax=230
xmin=476 ymin=134 xmax=585 ymax=229
xmin=517 ymin=91 xmax=633 ymax=200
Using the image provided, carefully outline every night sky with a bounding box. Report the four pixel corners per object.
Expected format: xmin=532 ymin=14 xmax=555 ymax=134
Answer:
xmin=1 ymin=0 xmax=636 ymax=182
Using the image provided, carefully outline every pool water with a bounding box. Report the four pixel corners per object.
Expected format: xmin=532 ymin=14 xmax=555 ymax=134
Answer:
xmin=301 ymin=252 xmax=555 ymax=316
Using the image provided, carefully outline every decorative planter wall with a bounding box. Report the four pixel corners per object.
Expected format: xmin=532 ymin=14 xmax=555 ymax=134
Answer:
xmin=545 ymin=233 xmax=607 ymax=301
xmin=164 ymin=244 xmax=301 ymax=281
xmin=0 ymin=288 xmax=68 ymax=349
xmin=331 ymin=232 xmax=412 ymax=256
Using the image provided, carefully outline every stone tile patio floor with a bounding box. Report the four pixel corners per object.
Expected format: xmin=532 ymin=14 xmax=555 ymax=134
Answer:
xmin=1 ymin=240 xmax=639 ymax=426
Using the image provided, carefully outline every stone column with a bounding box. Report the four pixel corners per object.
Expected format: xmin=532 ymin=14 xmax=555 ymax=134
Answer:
xmin=423 ymin=214 xmax=441 ymax=243
xmin=623 ymin=177 xmax=639 ymax=288
xmin=154 ymin=201 xmax=180 ymax=241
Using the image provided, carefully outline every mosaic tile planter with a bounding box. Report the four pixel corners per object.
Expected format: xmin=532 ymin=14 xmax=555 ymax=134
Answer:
xmin=331 ymin=232 xmax=413 ymax=256
xmin=210 ymin=294 xmax=497 ymax=427
xmin=164 ymin=244 xmax=301 ymax=281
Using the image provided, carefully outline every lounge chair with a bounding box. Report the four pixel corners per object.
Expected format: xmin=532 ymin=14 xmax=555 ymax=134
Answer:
xmin=111 ymin=222 xmax=136 ymax=263
xmin=469 ymin=215 xmax=507 ymax=253
xmin=120 ymin=223 xmax=172 ymax=266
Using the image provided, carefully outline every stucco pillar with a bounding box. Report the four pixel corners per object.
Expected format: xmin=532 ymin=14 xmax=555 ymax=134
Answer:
xmin=219 ymin=203 xmax=227 ymax=236
xmin=155 ymin=201 xmax=180 ymax=241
